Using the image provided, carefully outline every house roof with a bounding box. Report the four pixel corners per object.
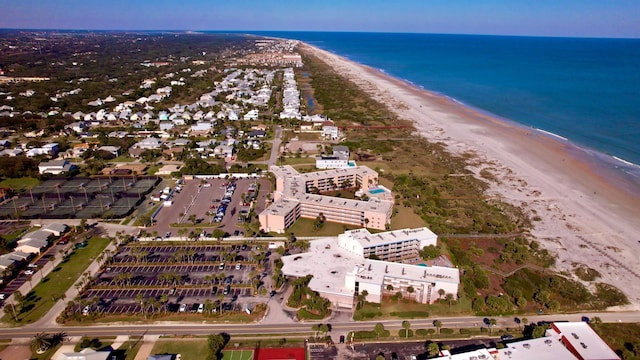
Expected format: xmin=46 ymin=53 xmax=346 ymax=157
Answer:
xmin=60 ymin=348 xmax=111 ymax=360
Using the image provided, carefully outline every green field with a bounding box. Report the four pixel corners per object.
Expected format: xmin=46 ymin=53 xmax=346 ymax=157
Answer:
xmin=3 ymin=236 xmax=111 ymax=324
xmin=0 ymin=177 xmax=40 ymax=191
xmin=151 ymin=340 xmax=209 ymax=359
xmin=222 ymin=349 xmax=255 ymax=360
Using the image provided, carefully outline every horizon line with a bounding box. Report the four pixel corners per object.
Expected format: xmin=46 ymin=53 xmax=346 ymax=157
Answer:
xmin=0 ymin=28 xmax=638 ymax=40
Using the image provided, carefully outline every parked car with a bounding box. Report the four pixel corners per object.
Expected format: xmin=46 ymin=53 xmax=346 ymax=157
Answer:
xmin=197 ymin=303 xmax=204 ymax=313
xmin=179 ymin=303 xmax=187 ymax=312
xmin=219 ymin=263 xmax=225 ymax=270
xmin=235 ymin=263 xmax=242 ymax=270
xmin=24 ymin=270 xmax=34 ymax=276
xmin=224 ymin=285 xmax=230 ymax=295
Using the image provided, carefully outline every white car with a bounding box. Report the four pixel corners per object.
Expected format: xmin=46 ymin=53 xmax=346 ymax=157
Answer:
xmin=0 ymin=293 xmax=5 ymax=300
xmin=179 ymin=303 xmax=187 ymax=312
xmin=197 ymin=303 xmax=204 ymax=313
xmin=24 ymin=270 xmax=34 ymax=276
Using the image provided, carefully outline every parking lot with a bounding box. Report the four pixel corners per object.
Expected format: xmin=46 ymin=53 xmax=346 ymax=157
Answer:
xmin=149 ymin=176 xmax=271 ymax=238
xmin=75 ymin=242 xmax=271 ymax=316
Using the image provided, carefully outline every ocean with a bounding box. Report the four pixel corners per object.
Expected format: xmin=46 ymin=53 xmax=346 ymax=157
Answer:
xmin=247 ymin=31 xmax=640 ymax=174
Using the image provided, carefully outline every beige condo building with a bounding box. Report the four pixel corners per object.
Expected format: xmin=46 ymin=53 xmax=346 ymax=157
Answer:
xmin=259 ymin=165 xmax=393 ymax=233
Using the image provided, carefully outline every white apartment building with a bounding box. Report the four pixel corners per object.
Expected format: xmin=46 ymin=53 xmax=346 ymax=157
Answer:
xmin=281 ymin=232 xmax=459 ymax=309
xmin=338 ymin=227 xmax=438 ymax=262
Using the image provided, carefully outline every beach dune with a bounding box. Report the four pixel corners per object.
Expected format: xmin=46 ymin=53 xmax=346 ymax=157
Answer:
xmin=300 ymin=42 xmax=640 ymax=307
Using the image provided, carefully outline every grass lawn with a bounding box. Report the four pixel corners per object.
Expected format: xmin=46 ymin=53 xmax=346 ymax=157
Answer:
xmin=282 ymin=217 xmax=360 ymax=237
xmin=151 ymin=339 xmax=209 ymax=359
xmin=390 ymin=205 xmax=425 ymax=230
xmin=112 ymin=155 xmax=135 ymax=162
xmin=123 ymin=339 xmax=145 ymax=360
xmin=147 ymin=165 xmax=160 ymax=175
xmin=0 ymin=177 xmax=40 ymax=191
xmin=3 ymin=236 xmax=111 ymax=325
xmin=354 ymin=296 xmax=473 ymax=321
xmin=279 ymin=157 xmax=316 ymax=166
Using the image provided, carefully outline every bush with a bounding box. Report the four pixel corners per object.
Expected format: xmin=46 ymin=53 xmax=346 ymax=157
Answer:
xmin=459 ymin=328 xmax=470 ymax=334
xmin=440 ymin=328 xmax=454 ymax=335
xmin=398 ymin=329 xmax=414 ymax=338
xmin=415 ymin=329 xmax=428 ymax=336
xmin=390 ymin=311 xmax=430 ymax=318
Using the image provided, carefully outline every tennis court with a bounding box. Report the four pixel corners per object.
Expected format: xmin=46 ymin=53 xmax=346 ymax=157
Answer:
xmin=222 ymin=349 xmax=254 ymax=360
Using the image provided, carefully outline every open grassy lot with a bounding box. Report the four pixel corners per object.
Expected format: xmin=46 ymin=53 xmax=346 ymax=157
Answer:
xmin=3 ymin=236 xmax=111 ymax=324
xmin=354 ymin=296 xmax=472 ymax=321
xmin=282 ymin=217 xmax=360 ymax=237
xmin=151 ymin=339 xmax=209 ymax=359
xmin=0 ymin=177 xmax=40 ymax=191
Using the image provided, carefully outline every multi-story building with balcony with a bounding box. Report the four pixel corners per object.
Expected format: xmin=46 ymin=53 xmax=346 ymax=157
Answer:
xmin=259 ymin=165 xmax=393 ymax=233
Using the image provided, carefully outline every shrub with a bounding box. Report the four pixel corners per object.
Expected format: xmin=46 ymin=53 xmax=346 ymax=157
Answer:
xmin=398 ymin=329 xmax=414 ymax=338
xmin=390 ymin=311 xmax=429 ymax=318
xmin=415 ymin=329 xmax=428 ymax=336
xmin=440 ymin=328 xmax=454 ymax=335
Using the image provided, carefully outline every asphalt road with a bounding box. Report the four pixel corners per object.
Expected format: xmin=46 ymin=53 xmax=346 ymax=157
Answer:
xmin=3 ymin=311 xmax=640 ymax=340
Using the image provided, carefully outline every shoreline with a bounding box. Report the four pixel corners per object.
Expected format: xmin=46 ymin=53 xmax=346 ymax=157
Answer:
xmin=298 ymin=42 xmax=640 ymax=307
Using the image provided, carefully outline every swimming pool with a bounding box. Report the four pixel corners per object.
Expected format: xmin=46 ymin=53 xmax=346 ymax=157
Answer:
xmin=369 ymin=188 xmax=386 ymax=194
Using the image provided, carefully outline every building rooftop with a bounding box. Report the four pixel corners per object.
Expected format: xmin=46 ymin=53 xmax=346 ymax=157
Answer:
xmin=281 ymin=235 xmax=459 ymax=298
xmin=264 ymin=198 xmax=300 ymax=217
xmin=550 ymin=322 xmax=620 ymax=360
xmin=354 ymin=258 xmax=460 ymax=286
xmin=340 ymin=227 xmax=438 ymax=249
xmin=281 ymin=237 xmax=361 ymax=298
xmin=497 ymin=334 xmax=576 ymax=360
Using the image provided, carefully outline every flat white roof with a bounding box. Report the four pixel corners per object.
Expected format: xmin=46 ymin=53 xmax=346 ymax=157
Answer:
xmin=340 ymin=227 xmax=437 ymax=249
xmin=281 ymin=237 xmax=360 ymax=298
xmin=497 ymin=335 xmax=576 ymax=360
xmin=550 ymin=322 xmax=619 ymax=360
xmin=357 ymin=259 xmax=459 ymax=286
xmin=281 ymin=235 xmax=459 ymax=297
xmin=263 ymin=198 xmax=300 ymax=217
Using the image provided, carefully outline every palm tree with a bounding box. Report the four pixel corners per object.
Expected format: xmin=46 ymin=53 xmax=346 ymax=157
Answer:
xmin=31 ymin=333 xmax=51 ymax=354
xmin=433 ymin=320 xmax=442 ymax=334
xmin=402 ymin=320 xmax=411 ymax=338
xmin=489 ymin=318 xmax=497 ymax=334
xmin=445 ymin=293 xmax=454 ymax=311
xmin=217 ymin=293 xmax=225 ymax=313
xmin=437 ymin=288 xmax=446 ymax=300
xmin=159 ymin=294 xmax=169 ymax=313
xmin=407 ymin=286 xmax=415 ymax=302
xmin=386 ymin=284 xmax=394 ymax=295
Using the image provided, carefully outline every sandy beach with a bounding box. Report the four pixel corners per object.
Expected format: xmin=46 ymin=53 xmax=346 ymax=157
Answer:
xmin=300 ymin=43 xmax=640 ymax=308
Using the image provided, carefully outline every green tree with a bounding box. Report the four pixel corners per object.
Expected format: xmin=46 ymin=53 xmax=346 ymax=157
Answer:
xmin=433 ymin=320 xmax=442 ymax=334
xmin=374 ymin=323 xmax=385 ymax=339
xmin=31 ymin=333 xmax=51 ymax=354
xmin=420 ymin=245 xmax=441 ymax=260
xmin=402 ymin=320 xmax=411 ymax=338
xmin=427 ymin=342 xmax=440 ymax=357
xmin=489 ymin=318 xmax=497 ymax=334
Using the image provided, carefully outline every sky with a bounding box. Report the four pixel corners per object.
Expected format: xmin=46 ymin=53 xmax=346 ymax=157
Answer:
xmin=1 ymin=0 xmax=639 ymax=38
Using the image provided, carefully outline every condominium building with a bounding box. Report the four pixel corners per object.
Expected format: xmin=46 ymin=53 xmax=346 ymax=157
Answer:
xmin=259 ymin=165 xmax=393 ymax=233
xmin=338 ymin=227 xmax=438 ymax=262
xmin=280 ymin=230 xmax=459 ymax=309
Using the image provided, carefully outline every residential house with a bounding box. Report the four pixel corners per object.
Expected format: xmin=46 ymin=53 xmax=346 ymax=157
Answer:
xmin=97 ymin=146 xmax=121 ymax=157
xmin=38 ymin=160 xmax=74 ymax=175
xmin=59 ymin=348 xmax=111 ymax=360
xmin=243 ymin=109 xmax=259 ymax=120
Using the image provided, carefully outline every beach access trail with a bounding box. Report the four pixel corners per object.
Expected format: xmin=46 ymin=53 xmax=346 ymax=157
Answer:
xmin=299 ymin=43 xmax=640 ymax=307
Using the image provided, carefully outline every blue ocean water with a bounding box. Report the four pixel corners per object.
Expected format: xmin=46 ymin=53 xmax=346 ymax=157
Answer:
xmin=248 ymin=31 xmax=640 ymax=169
